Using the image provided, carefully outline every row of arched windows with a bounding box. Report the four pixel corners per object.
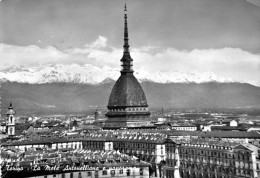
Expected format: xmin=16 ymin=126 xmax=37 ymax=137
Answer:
xmin=110 ymin=107 xmax=148 ymax=112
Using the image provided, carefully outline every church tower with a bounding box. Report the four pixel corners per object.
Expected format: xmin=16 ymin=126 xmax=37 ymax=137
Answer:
xmin=104 ymin=4 xmax=151 ymax=129
xmin=6 ymin=103 xmax=16 ymax=136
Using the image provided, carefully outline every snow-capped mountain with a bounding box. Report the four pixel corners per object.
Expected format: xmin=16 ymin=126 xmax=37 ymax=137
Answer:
xmin=0 ymin=64 xmax=119 ymax=84
xmin=0 ymin=64 xmax=236 ymax=84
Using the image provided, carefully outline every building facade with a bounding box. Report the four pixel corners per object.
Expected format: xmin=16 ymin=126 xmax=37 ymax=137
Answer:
xmin=24 ymin=168 xmax=149 ymax=178
xmin=172 ymin=126 xmax=198 ymax=131
xmin=1 ymin=147 xmax=149 ymax=178
xmin=164 ymin=140 xmax=259 ymax=178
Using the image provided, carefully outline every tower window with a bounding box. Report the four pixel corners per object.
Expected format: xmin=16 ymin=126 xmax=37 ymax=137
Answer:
xmin=9 ymin=127 xmax=13 ymax=135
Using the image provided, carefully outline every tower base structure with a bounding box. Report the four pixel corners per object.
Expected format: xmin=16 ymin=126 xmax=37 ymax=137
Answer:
xmin=104 ymin=110 xmax=152 ymax=129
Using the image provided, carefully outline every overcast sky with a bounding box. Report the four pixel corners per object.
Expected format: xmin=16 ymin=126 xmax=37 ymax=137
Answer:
xmin=0 ymin=0 xmax=260 ymax=86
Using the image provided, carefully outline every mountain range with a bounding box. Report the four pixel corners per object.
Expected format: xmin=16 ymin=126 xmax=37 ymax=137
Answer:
xmin=0 ymin=64 xmax=236 ymax=84
xmin=1 ymin=81 xmax=260 ymax=116
xmin=0 ymin=64 xmax=259 ymax=115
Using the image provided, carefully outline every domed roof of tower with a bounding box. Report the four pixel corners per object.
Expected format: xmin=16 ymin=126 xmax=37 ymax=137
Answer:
xmin=108 ymin=73 xmax=148 ymax=108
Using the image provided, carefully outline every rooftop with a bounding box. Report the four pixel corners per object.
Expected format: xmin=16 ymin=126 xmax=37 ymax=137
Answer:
xmin=167 ymin=131 xmax=260 ymax=138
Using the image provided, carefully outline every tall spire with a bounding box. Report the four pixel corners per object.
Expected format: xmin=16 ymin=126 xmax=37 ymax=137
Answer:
xmin=123 ymin=3 xmax=129 ymax=53
xmin=121 ymin=3 xmax=133 ymax=73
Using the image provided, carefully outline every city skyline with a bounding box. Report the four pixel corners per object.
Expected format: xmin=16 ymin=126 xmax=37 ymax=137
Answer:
xmin=1 ymin=1 xmax=260 ymax=178
xmin=0 ymin=0 xmax=260 ymax=86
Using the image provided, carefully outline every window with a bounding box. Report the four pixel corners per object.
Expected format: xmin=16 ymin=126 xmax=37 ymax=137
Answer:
xmin=70 ymin=173 xmax=73 ymax=178
xmin=140 ymin=168 xmax=143 ymax=175
xmin=78 ymin=172 xmax=82 ymax=178
xmin=53 ymin=175 xmax=56 ymax=178
xmin=87 ymin=172 xmax=91 ymax=176
xmin=111 ymin=170 xmax=115 ymax=176
xmin=127 ymin=169 xmax=131 ymax=176
xmin=62 ymin=174 xmax=65 ymax=178
xmin=119 ymin=169 xmax=124 ymax=174
xmin=103 ymin=170 xmax=108 ymax=175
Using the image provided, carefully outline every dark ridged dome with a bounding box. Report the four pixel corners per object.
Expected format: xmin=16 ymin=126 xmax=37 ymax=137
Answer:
xmin=107 ymin=4 xmax=148 ymax=110
xmin=108 ymin=73 xmax=148 ymax=108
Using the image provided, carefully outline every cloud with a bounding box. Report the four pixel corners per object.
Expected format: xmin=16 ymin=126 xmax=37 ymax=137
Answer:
xmin=132 ymin=47 xmax=260 ymax=86
xmin=247 ymin=0 xmax=260 ymax=7
xmin=0 ymin=36 xmax=259 ymax=86
xmin=87 ymin=36 xmax=108 ymax=48
xmin=0 ymin=44 xmax=68 ymax=68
